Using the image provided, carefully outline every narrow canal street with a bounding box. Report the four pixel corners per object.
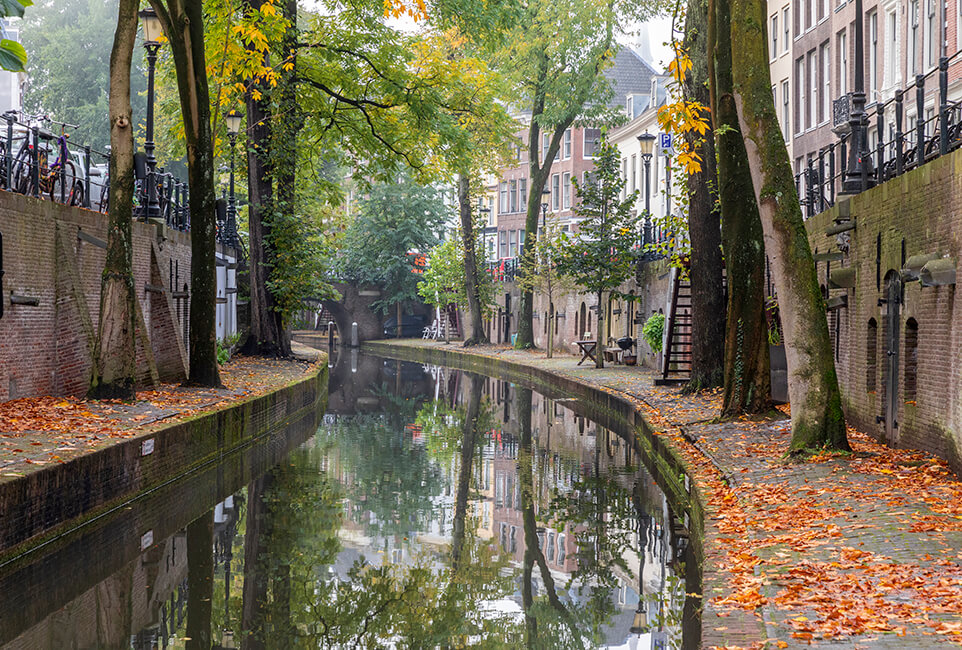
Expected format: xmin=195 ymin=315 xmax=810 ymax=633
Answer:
xmin=0 ymin=353 xmax=700 ymax=649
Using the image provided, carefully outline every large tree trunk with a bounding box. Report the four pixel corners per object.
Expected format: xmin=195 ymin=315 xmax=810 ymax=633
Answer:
xmin=241 ymin=0 xmax=287 ymax=357
xmin=186 ymin=511 xmax=214 ymax=650
xmin=89 ymin=0 xmax=138 ymax=400
xmin=595 ymin=291 xmax=605 ymax=368
xmin=729 ymin=0 xmax=849 ymax=451
xmin=459 ymin=174 xmax=487 ymax=346
xmin=241 ymin=476 xmax=269 ymax=650
xmin=683 ymin=0 xmax=725 ymax=392
xmin=709 ymin=0 xmax=772 ymax=416
xmin=151 ymin=0 xmax=221 ymax=386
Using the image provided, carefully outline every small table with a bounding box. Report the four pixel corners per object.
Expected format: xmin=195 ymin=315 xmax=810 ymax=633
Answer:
xmin=575 ymin=340 xmax=597 ymax=366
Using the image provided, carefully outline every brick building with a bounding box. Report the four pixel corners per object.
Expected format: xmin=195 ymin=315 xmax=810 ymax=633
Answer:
xmin=488 ymin=47 xmax=661 ymax=346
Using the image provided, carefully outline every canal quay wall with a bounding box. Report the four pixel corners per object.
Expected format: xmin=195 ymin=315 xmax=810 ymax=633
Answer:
xmin=0 ymin=359 xmax=328 ymax=563
xmin=0 ymin=191 xmax=236 ymax=401
xmin=806 ymin=146 xmax=962 ymax=474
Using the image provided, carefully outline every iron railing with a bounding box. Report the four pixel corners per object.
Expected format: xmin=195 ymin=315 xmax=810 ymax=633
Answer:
xmin=0 ymin=110 xmax=191 ymax=232
xmin=796 ymin=50 xmax=962 ymax=218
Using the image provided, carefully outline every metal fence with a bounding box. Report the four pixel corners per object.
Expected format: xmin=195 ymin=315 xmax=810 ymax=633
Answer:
xmin=797 ymin=50 xmax=962 ymax=218
xmin=0 ymin=110 xmax=190 ymax=232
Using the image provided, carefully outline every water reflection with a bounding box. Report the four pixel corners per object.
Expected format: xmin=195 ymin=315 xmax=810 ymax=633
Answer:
xmin=0 ymin=355 xmax=699 ymax=649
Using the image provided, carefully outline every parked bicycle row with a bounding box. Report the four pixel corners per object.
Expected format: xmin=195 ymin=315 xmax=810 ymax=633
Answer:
xmin=0 ymin=110 xmax=190 ymax=231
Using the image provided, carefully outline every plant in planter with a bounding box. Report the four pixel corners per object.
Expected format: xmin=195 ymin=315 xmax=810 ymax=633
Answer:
xmin=642 ymin=313 xmax=665 ymax=353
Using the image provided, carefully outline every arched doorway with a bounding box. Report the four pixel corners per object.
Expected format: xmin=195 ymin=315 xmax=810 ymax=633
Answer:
xmin=881 ymin=270 xmax=901 ymax=443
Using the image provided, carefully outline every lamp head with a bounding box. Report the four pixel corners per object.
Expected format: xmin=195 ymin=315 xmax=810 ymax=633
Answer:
xmin=637 ymin=131 xmax=656 ymax=158
xmin=139 ymin=7 xmax=164 ymax=45
xmin=225 ymin=110 xmax=243 ymax=137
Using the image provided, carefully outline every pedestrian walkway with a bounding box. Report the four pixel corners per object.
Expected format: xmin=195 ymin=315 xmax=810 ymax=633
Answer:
xmin=0 ymin=344 xmax=322 ymax=481
xmin=367 ymin=339 xmax=962 ymax=649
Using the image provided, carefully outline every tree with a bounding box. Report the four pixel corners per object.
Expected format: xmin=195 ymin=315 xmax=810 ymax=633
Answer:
xmin=149 ymin=0 xmax=221 ymax=387
xmin=708 ymin=0 xmax=772 ymax=415
xmin=514 ymin=222 xmax=578 ymax=358
xmin=0 ymin=0 xmax=28 ymax=72
xmin=88 ymin=0 xmax=138 ymax=400
xmin=729 ymin=0 xmax=848 ymax=451
xmin=559 ymin=137 xmax=641 ymax=368
xmin=22 ymin=0 xmax=145 ymax=152
xmin=433 ymin=0 xmax=666 ymax=349
xmin=419 ymin=230 xmax=496 ymax=342
xmin=338 ymin=176 xmax=447 ymax=333
xmin=676 ymin=4 xmax=725 ymax=391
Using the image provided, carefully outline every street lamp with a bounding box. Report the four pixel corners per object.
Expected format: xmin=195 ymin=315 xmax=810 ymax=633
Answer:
xmin=139 ymin=7 xmax=164 ymax=220
xmin=225 ymin=110 xmax=243 ymax=248
xmin=637 ymin=131 xmax=656 ymax=250
xmin=540 ymin=186 xmax=551 ymax=232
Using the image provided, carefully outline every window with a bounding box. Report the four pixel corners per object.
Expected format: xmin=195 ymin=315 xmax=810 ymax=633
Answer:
xmin=795 ymin=57 xmax=804 ymax=133
xmin=562 ymin=128 xmax=572 ymax=159
xmin=631 ymin=154 xmax=637 ymax=192
xmin=626 ymin=95 xmax=634 ymax=117
xmin=562 ymin=171 xmax=571 ymax=209
xmin=782 ymin=80 xmax=790 ymax=142
xmin=838 ymin=31 xmax=847 ymax=95
xmin=869 ymin=11 xmax=878 ymax=100
xmin=808 ymin=50 xmax=817 ymax=129
xmin=622 ymin=158 xmax=628 ymax=199
xmin=783 ymin=7 xmax=790 ymax=50
xmin=887 ymin=11 xmax=898 ymax=87
xmin=499 ymin=182 xmax=508 ymax=214
xmin=542 ymin=133 xmax=559 ymax=162
xmin=904 ymin=318 xmax=918 ymax=402
xmin=910 ymin=0 xmax=919 ymax=75
xmin=820 ymin=42 xmax=830 ymax=124
xmin=772 ymin=14 xmax=778 ymax=59
xmin=508 ymin=229 xmax=517 ymax=257
xmin=820 ymin=0 xmax=827 ymax=21
xmin=794 ymin=0 xmax=801 ymax=37
xmin=499 ymin=231 xmax=507 ymax=258
xmin=925 ymin=0 xmax=935 ymax=68
xmin=551 ymin=173 xmax=560 ymax=211
xmin=583 ymin=128 xmax=601 ymax=158
xmin=808 ymin=0 xmax=815 ymax=30
xmin=557 ymin=534 xmax=566 ymax=564
xmin=509 ymin=179 xmax=517 ymax=213
xmin=519 ymin=178 xmax=527 ymax=209
xmin=518 ymin=229 xmax=525 ymax=253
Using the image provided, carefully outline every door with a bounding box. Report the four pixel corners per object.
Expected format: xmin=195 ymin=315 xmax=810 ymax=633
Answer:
xmin=882 ymin=271 xmax=901 ymax=442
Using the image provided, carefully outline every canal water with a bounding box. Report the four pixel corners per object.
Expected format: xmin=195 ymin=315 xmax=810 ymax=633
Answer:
xmin=0 ymin=353 xmax=700 ymax=649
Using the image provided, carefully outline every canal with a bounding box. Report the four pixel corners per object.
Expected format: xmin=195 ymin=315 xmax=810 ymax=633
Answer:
xmin=0 ymin=353 xmax=700 ymax=649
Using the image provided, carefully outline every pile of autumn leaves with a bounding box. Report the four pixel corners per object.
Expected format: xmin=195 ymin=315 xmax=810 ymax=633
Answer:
xmin=656 ymin=399 xmax=962 ymax=646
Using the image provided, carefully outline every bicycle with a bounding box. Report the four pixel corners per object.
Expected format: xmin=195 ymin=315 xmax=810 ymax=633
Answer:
xmin=41 ymin=117 xmax=82 ymax=206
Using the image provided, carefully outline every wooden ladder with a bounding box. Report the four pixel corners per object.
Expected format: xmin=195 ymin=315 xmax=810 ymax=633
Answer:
xmin=656 ymin=270 xmax=692 ymax=385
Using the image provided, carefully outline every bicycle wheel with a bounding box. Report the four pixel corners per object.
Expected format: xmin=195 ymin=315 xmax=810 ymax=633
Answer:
xmin=100 ymin=179 xmax=109 ymax=213
xmin=70 ymin=179 xmax=84 ymax=207
xmin=49 ymin=160 xmax=76 ymax=204
xmin=13 ymin=147 xmax=33 ymax=194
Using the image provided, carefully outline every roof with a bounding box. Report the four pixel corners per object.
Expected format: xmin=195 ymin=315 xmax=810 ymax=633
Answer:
xmin=604 ymin=47 xmax=661 ymax=110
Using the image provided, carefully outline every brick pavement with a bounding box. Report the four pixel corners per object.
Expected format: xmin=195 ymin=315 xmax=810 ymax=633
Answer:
xmin=368 ymin=339 xmax=962 ymax=649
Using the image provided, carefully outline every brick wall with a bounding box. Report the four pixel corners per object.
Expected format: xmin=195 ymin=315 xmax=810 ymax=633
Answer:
xmin=806 ymin=147 xmax=962 ymax=472
xmin=0 ymin=190 xmax=192 ymax=400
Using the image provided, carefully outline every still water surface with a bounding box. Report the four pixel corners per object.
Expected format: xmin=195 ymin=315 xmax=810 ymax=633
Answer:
xmin=0 ymin=354 xmax=699 ymax=649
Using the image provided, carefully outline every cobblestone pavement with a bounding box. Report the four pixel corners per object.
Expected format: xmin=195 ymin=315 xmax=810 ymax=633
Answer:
xmin=370 ymin=339 xmax=962 ymax=649
xmin=0 ymin=344 xmax=321 ymax=481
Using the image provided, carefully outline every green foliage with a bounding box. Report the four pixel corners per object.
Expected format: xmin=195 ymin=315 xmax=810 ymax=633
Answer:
xmin=338 ymin=175 xmax=447 ymax=314
xmin=22 ymin=0 xmax=143 ymax=150
xmin=642 ymin=312 xmax=665 ymax=352
xmin=0 ymin=0 xmax=30 ymax=72
xmin=216 ymin=331 xmax=243 ymax=365
xmin=558 ymin=136 xmax=643 ymax=299
xmin=418 ymin=228 xmax=496 ymax=316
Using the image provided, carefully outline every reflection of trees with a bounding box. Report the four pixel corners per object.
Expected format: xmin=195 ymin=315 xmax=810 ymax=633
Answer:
xmin=186 ymin=512 xmax=214 ymax=650
xmin=327 ymin=411 xmax=444 ymax=540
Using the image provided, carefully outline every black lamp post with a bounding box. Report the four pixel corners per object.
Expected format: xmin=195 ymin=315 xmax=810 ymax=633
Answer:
xmin=637 ymin=131 xmax=656 ymax=249
xmin=842 ymin=0 xmax=875 ymax=192
xmin=225 ymin=110 xmax=243 ymax=248
xmin=540 ymin=186 xmax=551 ymax=233
xmin=139 ymin=7 xmax=164 ymax=220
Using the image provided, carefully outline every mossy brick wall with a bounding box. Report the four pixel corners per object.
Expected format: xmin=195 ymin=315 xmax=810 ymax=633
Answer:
xmin=0 ymin=190 xmax=194 ymax=399
xmin=806 ymin=148 xmax=962 ymax=472
xmin=0 ymin=362 xmax=327 ymax=559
